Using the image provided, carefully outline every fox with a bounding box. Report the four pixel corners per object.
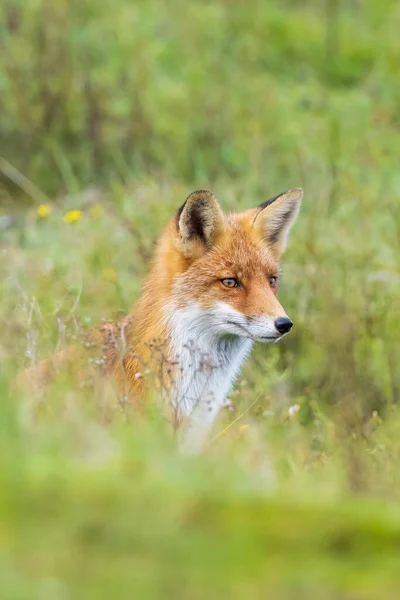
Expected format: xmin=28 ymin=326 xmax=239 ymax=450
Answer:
xmin=20 ymin=188 xmax=303 ymax=452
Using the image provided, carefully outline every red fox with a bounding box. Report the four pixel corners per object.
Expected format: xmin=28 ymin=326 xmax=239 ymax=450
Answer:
xmin=20 ymin=188 xmax=303 ymax=452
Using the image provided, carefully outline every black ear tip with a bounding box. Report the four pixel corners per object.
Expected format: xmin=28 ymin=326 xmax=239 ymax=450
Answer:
xmin=258 ymin=187 xmax=303 ymax=210
xmin=176 ymin=190 xmax=216 ymax=224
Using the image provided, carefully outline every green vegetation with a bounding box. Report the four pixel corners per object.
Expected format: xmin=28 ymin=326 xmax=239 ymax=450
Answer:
xmin=2 ymin=0 xmax=400 ymax=597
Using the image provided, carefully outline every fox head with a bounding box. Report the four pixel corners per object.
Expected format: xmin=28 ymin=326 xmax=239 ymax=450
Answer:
xmin=157 ymin=188 xmax=303 ymax=344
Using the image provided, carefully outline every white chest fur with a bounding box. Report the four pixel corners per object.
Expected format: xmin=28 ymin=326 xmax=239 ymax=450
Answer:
xmin=164 ymin=303 xmax=252 ymax=452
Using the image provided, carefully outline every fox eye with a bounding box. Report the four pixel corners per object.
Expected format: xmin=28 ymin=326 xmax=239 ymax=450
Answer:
xmin=269 ymin=276 xmax=278 ymax=288
xmin=220 ymin=278 xmax=240 ymax=289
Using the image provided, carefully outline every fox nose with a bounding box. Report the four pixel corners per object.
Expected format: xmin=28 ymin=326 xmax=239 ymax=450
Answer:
xmin=274 ymin=317 xmax=293 ymax=335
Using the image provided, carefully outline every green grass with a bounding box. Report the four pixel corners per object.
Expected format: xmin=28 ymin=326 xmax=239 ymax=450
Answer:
xmin=2 ymin=0 xmax=400 ymax=597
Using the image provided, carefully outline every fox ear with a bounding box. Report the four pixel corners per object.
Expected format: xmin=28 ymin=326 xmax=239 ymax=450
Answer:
xmin=253 ymin=188 xmax=303 ymax=256
xmin=176 ymin=190 xmax=224 ymax=256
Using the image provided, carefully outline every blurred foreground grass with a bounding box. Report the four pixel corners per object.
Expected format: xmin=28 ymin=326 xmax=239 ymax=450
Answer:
xmin=2 ymin=0 xmax=400 ymax=597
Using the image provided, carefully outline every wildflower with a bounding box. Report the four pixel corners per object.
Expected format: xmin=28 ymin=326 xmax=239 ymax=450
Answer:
xmin=63 ymin=210 xmax=81 ymax=223
xmin=37 ymin=204 xmax=51 ymax=218
xmin=288 ymin=404 xmax=300 ymax=418
xmin=102 ymin=268 xmax=118 ymax=283
xmin=135 ymin=372 xmax=143 ymax=379
xmin=239 ymin=424 xmax=249 ymax=432
xmin=263 ymin=410 xmax=274 ymax=417
xmin=222 ymin=398 xmax=233 ymax=407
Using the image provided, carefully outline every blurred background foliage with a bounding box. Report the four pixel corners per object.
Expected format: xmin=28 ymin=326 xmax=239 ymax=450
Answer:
xmin=1 ymin=0 xmax=399 ymax=196
xmin=2 ymin=0 xmax=400 ymax=597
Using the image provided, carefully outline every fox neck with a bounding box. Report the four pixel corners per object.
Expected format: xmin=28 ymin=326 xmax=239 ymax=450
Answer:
xmin=129 ymin=289 xmax=252 ymax=412
xmin=163 ymin=300 xmax=252 ymax=409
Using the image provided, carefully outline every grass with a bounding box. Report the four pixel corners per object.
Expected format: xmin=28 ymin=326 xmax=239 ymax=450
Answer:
xmin=2 ymin=0 xmax=400 ymax=597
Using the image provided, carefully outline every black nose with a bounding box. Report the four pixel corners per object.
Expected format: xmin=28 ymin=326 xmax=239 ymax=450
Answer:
xmin=274 ymin=317 xmax=293 ymax=335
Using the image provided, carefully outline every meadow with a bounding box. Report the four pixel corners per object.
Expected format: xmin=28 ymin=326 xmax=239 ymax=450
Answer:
xmin=1 ymin=0 xmax=400 ymax=597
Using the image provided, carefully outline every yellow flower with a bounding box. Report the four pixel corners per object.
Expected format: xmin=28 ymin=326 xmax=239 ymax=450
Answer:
xmin=102 ymin=268 xmax=118 ymax=283
xmin=239 ymin=425 xmax=249 ymax=432
xmin=37 ymin=204 xmax=51 ymax=218
xmin=63 ymin=210 xmax=82 ymax=223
